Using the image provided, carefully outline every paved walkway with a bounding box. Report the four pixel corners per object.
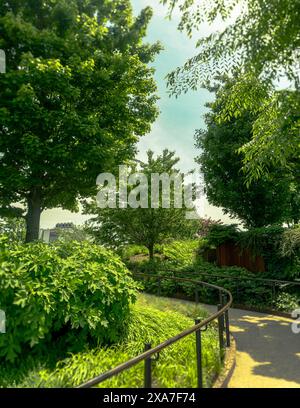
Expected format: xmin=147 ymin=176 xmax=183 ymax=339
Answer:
xmin=204 ymin=305 xmax=300 ymax=388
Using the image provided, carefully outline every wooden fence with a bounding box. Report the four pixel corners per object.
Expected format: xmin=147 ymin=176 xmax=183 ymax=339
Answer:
xmin=216 ymin=243 xmax=265 ymax=273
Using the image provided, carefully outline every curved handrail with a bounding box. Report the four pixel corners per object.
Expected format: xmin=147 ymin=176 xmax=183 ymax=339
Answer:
xmin=77 ymin=273 xmax=233 ymax=388
xmin=160 ymin=270 xmax=300 ymax=286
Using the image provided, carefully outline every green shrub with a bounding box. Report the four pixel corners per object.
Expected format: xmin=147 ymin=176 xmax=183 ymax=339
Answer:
xmin=0 ymin=238 xmax=138 ymax=362
xmin=280 ymin=226 xmax=300 ymax=258
xmin=159 ymin=240 xmax=199 ymax=266
xmin=17 ymin=297 xmax=220 ymax=388
xmin=203 ymin=224 xmax=299 ymax=280
xmin=204 ymin=224 xmax=240 ymax=247
xmin=237 ymin=226 xmax=293 ymax=277
xmin=133 ymin=256 xmax=300 ymax=312
xmin=125 ymin=240 xmax=201 ymax=274
xmin=125 ymin=235 xmax=300 ymax=312
xmin=273 ymin=292 xmax=299 ymax=312
xmin=119 ymin=245 xmax=149 ymax=261
xmin=121 ymin=240 xmax=200 ymax=266
xmin=136 ymin=261 xmax=263 ymax=306
xmin=238 ymin=225 xmax=284 ymax=256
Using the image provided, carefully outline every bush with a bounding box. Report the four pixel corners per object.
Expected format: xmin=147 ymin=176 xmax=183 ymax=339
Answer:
xmin=158 ymin=240 xmax=199 ymax=266
xmin=237 ymin=226 xmax=290 ymax=277
xmin=280 ymin=226 xmax=300 ymax=258
xmin=133 ymin=255 xmax=300 ymax=313
xmin=197 ymin=218 xmax=223 ymax=238
xmin=203 ymin=224 xmax=299 ymax=280
xmin=273 ymin=292 xmax=299 ymax=312
xmin=124 ymin=240 xmax=201 ymax=273
xmin=136 ymin=261 xmax=263 ymax=305
xmin=119 ymin=244 xmax=149 ymax=261
xmin=17 ymin=296 xmax=220 ymax=388
xmin=125 ymin=236 xmax=300 ymax=312
xmin=0 ymin=238 xmax=138 ymax=362
xmin=204 ymin=224 xmax=240 ymax=247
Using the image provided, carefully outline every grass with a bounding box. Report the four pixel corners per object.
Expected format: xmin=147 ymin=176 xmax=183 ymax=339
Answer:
xmin=1 ymin=294 xmax=221 ymax=388
xmin=138 ymin=293 xmax=210 ymax=321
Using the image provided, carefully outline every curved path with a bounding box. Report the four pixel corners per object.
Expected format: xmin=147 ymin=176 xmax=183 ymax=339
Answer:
xmin=228 ymin=308 xmax=300 ymax=388
xmin=204 ymin=305 xmax=300 ymax=388
xmin=148 ymin=294 xmax=300 ymax=388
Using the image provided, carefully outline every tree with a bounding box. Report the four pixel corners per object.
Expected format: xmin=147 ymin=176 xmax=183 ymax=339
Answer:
xmin=163 ymin=0 xmax=300 ymax=181
xmin=84 ymin=150 xmax=198 ymax=259
xmin=196 ymin=82 xmax=300 ymax=227
xmin=0 ymin=0 xmax=161 ymax=242
xmin=214 ymin=73 xmax=300 ymax=184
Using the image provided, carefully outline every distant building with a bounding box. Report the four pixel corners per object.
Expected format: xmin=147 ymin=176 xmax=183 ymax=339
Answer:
xmin=39 ymin=223 xmax=74 ymax=243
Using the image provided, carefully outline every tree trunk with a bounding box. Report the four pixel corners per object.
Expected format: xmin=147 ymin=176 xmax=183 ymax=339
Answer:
xmin=148 ymin=244 xmax=154 ymax=261
xmin=25 ymin=190 xmax=42 ymax=243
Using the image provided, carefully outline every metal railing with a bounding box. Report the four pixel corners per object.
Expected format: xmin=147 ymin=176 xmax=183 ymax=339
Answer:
xmin=143 ymin=270 xmax=300 ymax=309
xmin=77 ymin=273 xmax=233 ymax=389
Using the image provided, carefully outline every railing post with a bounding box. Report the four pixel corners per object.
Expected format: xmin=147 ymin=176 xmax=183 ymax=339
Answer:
xmin=157 ymin=277 xmax=161 ymax=296
xmin=217 ymin=304 xmax=225 ymax=358
xmin=195 ymin=287 xmax=199 ymax=305
xmin=219 ymin=290 xmax=223 ymax=306
xmin=236 ymin=282 xmax=239 ymax=301
xmin=271 ymin=282 xmax=276 ymax=305
xmin=225 ymin=309 xmax=230 ymax=348
xmin=144 ymin=343 xmax=152 ymax=388
xmin=195 ymin=319 xmax=203 ymax=388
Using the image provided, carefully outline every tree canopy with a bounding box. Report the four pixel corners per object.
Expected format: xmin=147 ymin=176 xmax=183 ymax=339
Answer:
xmin=196 ymin=81 xmax=300 ymax=228
xmin=0 ymin=0 xmax=161 ymax=242
xmin=84 ymin=150 xmax=198 ymax=259
xmin=163 ymin=0 xmax=300 ymax=182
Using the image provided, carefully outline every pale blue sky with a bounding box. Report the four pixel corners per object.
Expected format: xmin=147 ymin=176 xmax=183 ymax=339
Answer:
xmin=132 ymin=0 xmax=213 ymax=172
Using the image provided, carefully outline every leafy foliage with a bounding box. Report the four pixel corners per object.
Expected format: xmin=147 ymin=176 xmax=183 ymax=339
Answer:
xmin=201 ymin=224 xmax=299 ymax=279
xmin=238 ymin=226 xmax=298 ymax=278
xmin=165 ymin=0 xmax=300 ymax=88
xmin=128 ymin=236 xmax=299 ymax=312
xmin=204 ymin=224 xmax=240 ymax=247
xmin=119 ymin=244 xmax=150 ymax=261
xmin=280 ymin=226 xmax=300 ymax=258
xmin=15 ymin=296 xmax=220 ymax=388
xmin=163 ymin=0 xmax=300 ymax=182
xmin=84 ymin=150 xmax=198 ymax=259
xmin=237 ymin=226 xmax=284 ymax=257
xmin=156 ymin=240 xmax=199 ymax=266
xmin=0 ymin=239 xmax=138 ymax=362
xmin=164 ymin=0 xmax=299 ymax=87
xmin=196 ymin=81 xmax=300 ymax=227
xmin=215 ymin=74 xmax=300 ymax=184
xmin=197 ymin=217 xmax=222 ymax=238
xmin=273 ymin=293 xmax=299 ymax=313
xmin=135 ymin=257 xmax=299 ymax=313
xmin=0 ymin=0 xmax=160 ymax=241
xmin=0 ymin=217 xmax=26 ymax=243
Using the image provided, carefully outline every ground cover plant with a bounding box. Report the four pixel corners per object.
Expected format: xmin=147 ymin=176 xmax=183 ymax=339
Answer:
xmin=125 ymin=237 xmax=300 ymax=313
xmin=1 ymin=294 xmax=220 ymax=388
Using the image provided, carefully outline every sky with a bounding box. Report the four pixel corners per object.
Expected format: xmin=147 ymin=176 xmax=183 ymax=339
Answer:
xmin=132 ymin=0 xmax=213 ymax=171
xmin=40 ymin=0 xmax=238 ymax=229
